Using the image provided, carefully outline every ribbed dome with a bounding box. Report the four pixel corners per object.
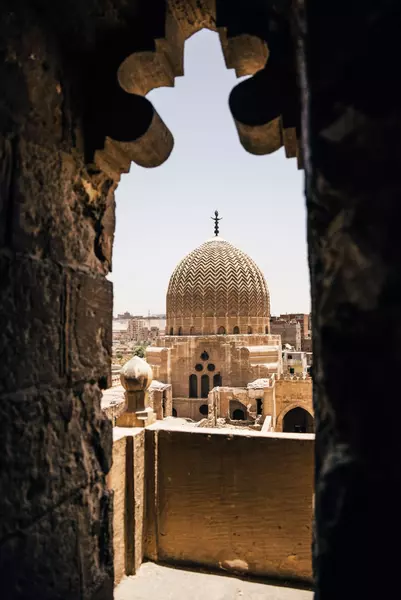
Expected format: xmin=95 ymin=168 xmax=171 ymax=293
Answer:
xmin=166 ymin=237 xmax=270 ymax=335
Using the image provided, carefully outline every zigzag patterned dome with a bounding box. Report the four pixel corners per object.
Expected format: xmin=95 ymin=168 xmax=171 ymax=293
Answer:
xmin=166 ymin=237 xmax=270 ymax=335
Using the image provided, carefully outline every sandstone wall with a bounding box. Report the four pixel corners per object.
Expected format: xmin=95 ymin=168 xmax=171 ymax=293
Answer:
xmin=107 ymin=429 xmax=145 ymax=586
xmin=144 ymin=427 xmax=314 ymax=583
xmin=275 ymin=379 xmax=313 ymax=431
xmin=0 ymin=3 xmax=115 ymax=597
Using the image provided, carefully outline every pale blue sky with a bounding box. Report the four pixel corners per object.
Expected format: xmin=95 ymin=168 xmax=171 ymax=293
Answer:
xmin=110 ymin=30 xmax=310 ymax=317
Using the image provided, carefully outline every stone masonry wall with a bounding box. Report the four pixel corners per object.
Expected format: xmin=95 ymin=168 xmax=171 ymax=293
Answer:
xmin=275 ymin=379 xmax=313 ymax=431
xmin=0 ymin=4 xmax=115 ymax=598
xmin=144 ymin=426 xmax=314 ymax=583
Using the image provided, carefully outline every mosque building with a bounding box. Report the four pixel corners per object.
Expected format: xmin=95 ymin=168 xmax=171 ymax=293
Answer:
xmin=146 ymin=213 xmax=314 ymax=432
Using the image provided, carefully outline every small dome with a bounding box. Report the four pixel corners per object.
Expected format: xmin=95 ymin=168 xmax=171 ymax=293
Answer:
xmin=166 ymin=237 xmax=270 ymax=335
xmin=120 ymin=356 xmax=153 ymax=391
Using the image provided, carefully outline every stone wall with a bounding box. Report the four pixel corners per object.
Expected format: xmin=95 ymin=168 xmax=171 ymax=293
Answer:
xmin=275 ymin=379 xmax=313 ymax=431
xmin=147 ymin=334 xmax=281 ymax=399
xmin=144 ymin=426 xmax=314 ymax=583
xmin=107 ymin=429 xmax=145 ymax=587
xmin=0 ymin=3 xmax=115 ymax=597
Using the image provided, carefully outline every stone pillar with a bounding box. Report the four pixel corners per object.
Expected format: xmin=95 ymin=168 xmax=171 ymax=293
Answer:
xmin=296 ymin=2 xmax=401 ymax=597
xmin=0 ymin=4 xmax=115 ymax=598
xmin=117 ymin=357 xmax=156 ymax=428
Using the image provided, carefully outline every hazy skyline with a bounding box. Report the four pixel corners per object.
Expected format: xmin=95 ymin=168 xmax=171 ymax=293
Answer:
xmin=109 ymin=30 xmax=310 ymax=317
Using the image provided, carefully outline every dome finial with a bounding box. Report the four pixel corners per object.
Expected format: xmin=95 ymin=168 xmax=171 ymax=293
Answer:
xmin=211 ymin=210 xmax=222 ymax=237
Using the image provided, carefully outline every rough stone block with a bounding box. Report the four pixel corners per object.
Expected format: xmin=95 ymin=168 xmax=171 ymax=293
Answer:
xmin=68 ymin=270 xmax=112 ymax=387
xmin=0 ymin=384 xmax=112 ymax=539
xmin=147 ymin=428 xmax=314 ymax=583
xmin=0 ymin=489 xmax=113 ymax=600
xmin=0 ymin=254 xmax=63 ymax=394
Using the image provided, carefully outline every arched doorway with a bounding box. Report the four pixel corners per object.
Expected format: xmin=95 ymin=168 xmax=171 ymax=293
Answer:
xmin=233 ymin=408 xmax=246 ymax=420
xmin=189 ymin=374 xmax=198 ymax=398
xmin=201 ymin=374 xmax=210 ymax=398
xmin=283 ymin=407 xmax=314 ymax=433
xmin=229 ymin=399 xmax=247 ymax=420
xmin=213 ymin=373 xmax=222 ymax=387
xmin=172 ymin=408 xmax=177 ymax=417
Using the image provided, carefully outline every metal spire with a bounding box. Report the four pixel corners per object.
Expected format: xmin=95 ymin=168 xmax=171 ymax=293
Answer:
xmin=211 ymin=210 xmax=222 ymax=237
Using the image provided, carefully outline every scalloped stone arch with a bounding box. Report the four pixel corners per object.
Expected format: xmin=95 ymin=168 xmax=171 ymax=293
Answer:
xmin=94 ymin=0 xmax=301 ymax=178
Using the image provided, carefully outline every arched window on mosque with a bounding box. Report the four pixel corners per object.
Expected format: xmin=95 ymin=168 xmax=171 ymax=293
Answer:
xmin=170 ymin=327 xmax=174 ymax=335
xmin=201 ymin=374 xmax=210 ymax=398
xmin=233 ymin=326 xmax=240 ymax=334
xmin=265 ymin=326 xmax=269 ymax=334
xmin=178 ymin=327 xmax=183 ymax=336
xmin=218 ymin=326 xmax=226 ymax=335
xmin=213 ymin=373 xmax=222 ymax=387
xmin=189 ymin=374 xmax=198 ymax=398
xmin=172 ymin=408 xmax=177 ymax=417
xmin=248 ymin=326 xmax=253 ymax=334
xmin=199 ymin=404 xmax=208 ymax=416
xmin=190 ymin=326 xmax=195 ymax=335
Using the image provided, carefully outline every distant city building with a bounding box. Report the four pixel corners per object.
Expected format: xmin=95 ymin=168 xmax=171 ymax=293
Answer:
xmin=270 ymin=318 xmax=301 ymax=351
xmin=282 ymin=350 xmax=309 ymax=375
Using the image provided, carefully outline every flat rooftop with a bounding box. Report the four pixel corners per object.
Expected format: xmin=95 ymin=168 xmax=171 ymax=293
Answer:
xmin=114 ymin=563 xmax=313 ymax=600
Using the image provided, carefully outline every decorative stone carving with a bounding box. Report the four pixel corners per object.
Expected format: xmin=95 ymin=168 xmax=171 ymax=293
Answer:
xmin=117 ymin=357 xmax=156 ymax=427
xmin=166 ymin=237 xmax=270 ymax=335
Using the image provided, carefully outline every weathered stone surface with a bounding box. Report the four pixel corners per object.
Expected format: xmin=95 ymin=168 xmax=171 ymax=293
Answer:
xmin=296 ymin=1 xmax=401 ymax=597
xmin=0 ymin=488 xmax=113 ymax=600
xmin=68 ymin=270 xmax=113 ymax=387
xmin=145 ymin=427 xmax=314 ymax=583
xmin=0 ymin=254 xmax=64 ymax=394
xmin=0 ymin=384 xmax=112 ymax=539
xmin=0 ymin=4 xmax=115 ymax=598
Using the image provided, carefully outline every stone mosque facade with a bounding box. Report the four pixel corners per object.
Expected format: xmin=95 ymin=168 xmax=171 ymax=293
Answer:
xmin=146 ymin=225 xmax=313 ymax=432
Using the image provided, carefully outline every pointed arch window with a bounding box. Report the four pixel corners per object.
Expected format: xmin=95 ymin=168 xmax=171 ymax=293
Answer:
xmin=189 ymin=374 xmax=198 ymax=398
xmin=201 ymin=374 xmax=210 ymax=398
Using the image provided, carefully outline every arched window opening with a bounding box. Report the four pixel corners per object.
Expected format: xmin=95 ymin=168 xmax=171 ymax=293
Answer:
xmin=283 ymin=407 xmax=314 ymax=433
xmin=265 ymin=326 xmax=269 ymax=334
xmin=201 ymin=374 xmax=210 ymax=398
xmin=195 ymin=363 xmax=203 ymax=372
xmin=218 ymin=326 xmax=226 ymax=335
xmin=213 ymin=373 xmax=222 ymax=387
xmin=256 ymin=398 xmax=263 ymax=416
xmin=207 ymin=363 xmax=215 ymax=372
xmin=201 ymin=351 xmax=209 ymax=361
xmin=233 ymin=326 xmax=240 ymax=334
xmin=178 ymin=327 xmax=183 ymax=336
xmin=189 ymin=374 xmax=198 ymax=398
xmin=172 ymin=408 xmax=177 ymax=417
xmin=190 ymin=326 xmax=195 ymax=335
xmin=170 ymin=327 xmax=174 ymax=335
xmin=233 ymin=409 xmax=245 ymax=420
xmin=247 ymin=326 xmax=252 ymax=334
xmin=199 ymin=404 xmax=208 ymax=416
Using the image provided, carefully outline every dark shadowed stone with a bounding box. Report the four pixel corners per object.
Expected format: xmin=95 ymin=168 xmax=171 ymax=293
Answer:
xmin=296 ymin=1 xmax=401 ymax=597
